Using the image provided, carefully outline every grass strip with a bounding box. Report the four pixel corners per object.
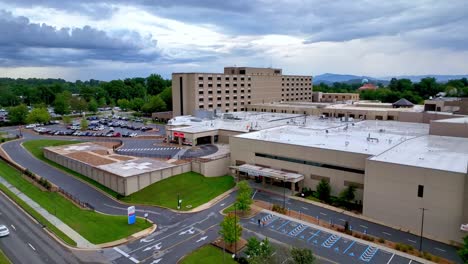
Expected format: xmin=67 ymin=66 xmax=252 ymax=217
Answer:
xmin=0 ymin=159 xmax=151 ymax=244
xmin=180 ymin=245 xmax=237 ymax=264
xmin=0 ymin=248 xmax=12 ymax=264
xmin=121 ymin=172 xmax=235 ymax=210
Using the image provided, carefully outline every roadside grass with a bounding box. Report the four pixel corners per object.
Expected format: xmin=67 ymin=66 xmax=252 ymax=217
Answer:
xmin=0 ymin=160 xmax=151 ymax=245
xmin=222 ymin=204 xmax=236 ymax=214
xmin=23 ymin=139 xmax=119 ymax=198
xmin=121 ymin=172 xmax=235 ymax=210
xmin=180 ymin=245 xmax=237 ymax=264
xmin=0 ymin=248 xmax=12 ymax=264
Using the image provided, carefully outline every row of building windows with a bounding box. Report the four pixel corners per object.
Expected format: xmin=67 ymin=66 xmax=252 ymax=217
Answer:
xmin=282 ymin=93 xmax=311 ymax=96
xmin=281 ymin=83 xmax=311 ymax=87
xmin=284 ymin=97 xmax=312 ymax=101
xmin=198 ymin=76 xmax=251 ymax=81
xmin=282 ymin=88 xmax=311 ymax=91
xmin=198 ymin=90 xmax=251 ymax=95
xmin=282 ymin=77 xmax=311 ymax=82
xmin=199 ymin=83 xmax=251 ymax=88
xmin=255 ymin=153 xmax=365 ymax=174
xmin=198 ymin=96 xmax=250 ymax=101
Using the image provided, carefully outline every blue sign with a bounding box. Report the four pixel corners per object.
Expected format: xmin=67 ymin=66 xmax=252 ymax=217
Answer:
xmin=128 ymin=206 xmax=136 ymax=225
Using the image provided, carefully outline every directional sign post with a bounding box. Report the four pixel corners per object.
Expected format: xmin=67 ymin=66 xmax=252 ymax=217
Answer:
xmin=128 ymin=206 xmax=136 ymax=225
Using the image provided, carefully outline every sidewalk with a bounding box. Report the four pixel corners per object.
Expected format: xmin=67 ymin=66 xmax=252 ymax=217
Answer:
xmin=0 ymin=176 xmax=97 ymax=249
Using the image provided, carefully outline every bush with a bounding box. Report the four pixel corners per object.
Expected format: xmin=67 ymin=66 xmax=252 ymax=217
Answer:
xmin=394 ymin=244 xmax=401 ymax=251
xmin=362 ymin=235 xmax=375 ymax=242
xmin=378 ymin=238 xmax=385 ymax=243
xmin=353 ymin=233 xmax=362 ymax=239
xmin=423 ymin=252 xmax=432 ymax=261
xmin=272 ymin=204 xmax=287 ymax=214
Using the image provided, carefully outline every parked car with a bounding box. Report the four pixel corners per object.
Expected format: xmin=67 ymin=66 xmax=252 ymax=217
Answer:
xmin=25 ymin=124 xmax=38 ymax=129
xmin=140 ymin=126 xmax=152 ymax=132
xmin=0 ymin=225 xmax=9 ymax=237
xmin=112 ymin=132 xmax=121 ymax=137
xmin=129 ymin=132 xmax=138 ymax=137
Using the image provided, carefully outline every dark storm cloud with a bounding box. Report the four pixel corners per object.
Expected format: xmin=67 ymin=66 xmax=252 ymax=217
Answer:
xmin=4 ymin=0 xmax=468 ymax=51
xmin=0 ymin=10 xmax=158 ymax=66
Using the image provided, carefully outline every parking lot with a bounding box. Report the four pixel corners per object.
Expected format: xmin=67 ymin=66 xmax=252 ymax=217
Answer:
xmin=26 ymin=116 xmax=163 ymax=138
xmin=244 ymin=213 xmax=423 ymax=264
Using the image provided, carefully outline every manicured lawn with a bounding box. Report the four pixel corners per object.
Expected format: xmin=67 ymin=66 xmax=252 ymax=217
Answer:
xmin=121 ymin=172 xmax=235 ymax=210
xmin=0 ymin=160 xmax=151 ymax=245
xmin=23 ymin=139 xmax=119 ymax=198
xmin=180 ymin=245 xmax=236 ymax=264
xmin=0 ymin=249 xmax=11 ymax=264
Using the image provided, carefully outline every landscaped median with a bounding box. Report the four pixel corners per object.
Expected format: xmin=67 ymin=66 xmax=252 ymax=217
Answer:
xmin=179 ymin=245 xmax=237 ymax=264
xmin=0 ymin=249 xmax=11 ymax=264
xmin=23 ymin=139 xmax=235 ymax=211
xmin=0 ymin=159 xmax=152 ymax=246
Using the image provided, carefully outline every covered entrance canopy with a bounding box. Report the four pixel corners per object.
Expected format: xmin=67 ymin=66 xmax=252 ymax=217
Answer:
xmin=238 ymin=164 xmax=304 ymax=183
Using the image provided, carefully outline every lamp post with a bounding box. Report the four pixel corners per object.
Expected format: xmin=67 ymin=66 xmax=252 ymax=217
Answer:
xmin=283 ymin=175 xmax=286 ymax=209
xmin=419 ymin=208 xmax=428 ymax=252
xmin=234 ymin=203 xmax=237 ymax=258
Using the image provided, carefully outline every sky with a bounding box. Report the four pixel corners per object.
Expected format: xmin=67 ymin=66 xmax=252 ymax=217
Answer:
xmin=0 ymin=0 xmax=467 ymax=81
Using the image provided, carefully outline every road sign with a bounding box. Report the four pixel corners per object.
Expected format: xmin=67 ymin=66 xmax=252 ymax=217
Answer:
xmin=128 ymin=206 xmax=136 ymax=225
xmin=461 ymin=224 xmax=468 ymax=231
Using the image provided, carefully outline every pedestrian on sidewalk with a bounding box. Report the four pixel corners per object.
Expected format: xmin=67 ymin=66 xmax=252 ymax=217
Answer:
xmin=258 ymin=219 xmax=261 ymax=227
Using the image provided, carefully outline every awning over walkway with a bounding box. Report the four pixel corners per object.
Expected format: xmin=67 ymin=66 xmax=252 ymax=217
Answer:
xmin=238 ymin=164 xmax=304 ymax=183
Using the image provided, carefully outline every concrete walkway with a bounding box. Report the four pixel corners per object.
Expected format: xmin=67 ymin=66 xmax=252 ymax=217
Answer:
xmin=0 ymin=176 xmax=97 ymax=248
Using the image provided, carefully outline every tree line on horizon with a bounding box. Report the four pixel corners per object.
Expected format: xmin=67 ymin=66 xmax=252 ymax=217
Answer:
xmin=0 ymin=74 xmax=172 ymax=123
xmin=314 ymin=77 xmax=468 ymax=104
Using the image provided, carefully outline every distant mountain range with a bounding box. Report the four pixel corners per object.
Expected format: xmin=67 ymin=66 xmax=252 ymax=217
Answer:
xmin=313 ymin=73 xmax=468 ymax=84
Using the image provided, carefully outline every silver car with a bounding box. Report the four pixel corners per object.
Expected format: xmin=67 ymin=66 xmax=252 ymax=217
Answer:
xmin=0 ymin=225 xmax=9 ymax=237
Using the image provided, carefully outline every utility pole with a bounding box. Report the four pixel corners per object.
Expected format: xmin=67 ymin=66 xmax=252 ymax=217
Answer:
xmin=419 ymin=208 xmax=428 ymax=252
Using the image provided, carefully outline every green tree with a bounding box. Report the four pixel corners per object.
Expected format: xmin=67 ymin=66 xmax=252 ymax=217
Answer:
xmin=219 ymin=214 xmax=242 ymax=247
xmin=26 ymin=108 xmax=50 ymax=124
xmin=117 ymin=99 xmax=131 ymax=111
xmin=130 ymin=98 xmax=145 ymax=112
xmin=141 ymin=95 xmax=167 ymax=114
xmin=62 ymin=115 xmax=72 ymax=125
xmin=80 ymin=118 xmax=88 ymax=131
xmin=246 ymin=237 xmax=274 ymax=264
xmin=53 ymin=92 xmax=71 ymax=115
xmin=159 ymin=87 xmax=172 ymax=110
xmin=459 ymin=236 xmax=468 ymax=263
xmin=290 ymin=247 xmax=315 ymax=264
xmin=8 ymin=104 xmax=28 ymax=124
xmin=146 ymin=74 xmax=167 ymax=95
xmin=70 ymin=97 xmax=88 ymax=113
xmin=98 ymin=97 xmax=107 ymax=107
xmin=316 ymin=179 xmax=331 ymax=203
xmin=339 ymin=185 xmax=356 ymax=202
xmin=88 ymin=98 xmax=98 ymax=113
xmin=236 ymin=180 xmax=253 ymax=214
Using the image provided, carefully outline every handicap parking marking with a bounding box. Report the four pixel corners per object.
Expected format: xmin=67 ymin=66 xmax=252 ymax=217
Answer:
xmin=359 ymin=245 xmax=379 ymax=262
xmin=306 ymin=230 xmax=321 ymax=244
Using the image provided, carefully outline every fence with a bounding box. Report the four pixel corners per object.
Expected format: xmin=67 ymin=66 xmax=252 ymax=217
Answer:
xmin=57 ymin=187 xmax=94 ymax=210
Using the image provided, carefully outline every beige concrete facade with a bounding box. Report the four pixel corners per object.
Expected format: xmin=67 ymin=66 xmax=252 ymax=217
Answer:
xmin=429 ymin=117 xmax=468 ymax=138
xmin=172 ymin=66 xmax=312 ymax=116
xmin=363 ymin=159 xmax=467 ymax=246
xmin=313 ymin=92 xmax=360 ymax=103
xmin=424 ymin=97 xmax=468 ymax=115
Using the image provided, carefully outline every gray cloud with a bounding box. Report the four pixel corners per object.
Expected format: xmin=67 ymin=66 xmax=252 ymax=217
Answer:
xmin=0 ymin=10 xmax=159 ymax=66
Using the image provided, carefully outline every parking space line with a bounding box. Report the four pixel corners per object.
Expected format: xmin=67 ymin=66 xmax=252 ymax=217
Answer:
xmin=320 ymin=212 xmax=327 ymax=216
xmin=339 ymin=219 xmax=346 ymax=222
xmin=265 ymin=217 xmax=278 ymax=227
xmin=307 ymin=230 xmax=321 ymax=243
xmin=277 ymin=220 xmax=290 ymax=231
xmin=435 ymin=247 xmax=446 ymax=252
xmin=360 ymin=225 xmax=368 ymax=229
xmin=407 ymin=239 xmax=417 ymax=243
xmin=343 ymin=240 xmax=355 ymax=254
xmin=294 ymin=227 xmax=308 ymax=237
xmin=383 ymin=232 xmax=392 ymax=236
xmin=386 ymin=253 xmax=395 ymax=264
xmin=408 ymin=260 xmax=412 ymax=264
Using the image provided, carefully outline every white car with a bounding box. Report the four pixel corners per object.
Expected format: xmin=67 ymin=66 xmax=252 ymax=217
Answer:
xmin=0 ymin=225 xmax=9 ymax=237
xmin=25 ymin=124 xmax=37 ymax=129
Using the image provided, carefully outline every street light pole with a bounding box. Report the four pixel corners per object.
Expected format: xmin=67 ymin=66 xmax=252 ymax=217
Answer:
xmin=234 ymin=203 xmax=237 ymax=258
xmin=283 ymin=176 xmax=286 ymax=209
xmin=419 ymin=208 xmax=428 ymax=252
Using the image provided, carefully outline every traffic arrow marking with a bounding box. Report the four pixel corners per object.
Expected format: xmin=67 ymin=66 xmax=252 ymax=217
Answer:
xmin=196 ymin=236 xmax=208 ymax=243
xmin=143 ymin=243 xmax=162 ymax=252
xmin=140 ymin=237 xmax=154 ymax=243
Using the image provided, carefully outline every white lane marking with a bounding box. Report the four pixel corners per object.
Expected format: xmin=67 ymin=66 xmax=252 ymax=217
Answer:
xmin=383 ymin=232 xmax=392 ymax=236
xmin=301 ymin=206 xmax=308 ymax=210
xmin=28 ymin=243 xmax=36 ymax=251
xmin=140 ymin=238 xmax=154 ymax=243
xmin=339 ymin=219 xmax=346 ymax=222
xmin=320 ymin=212 xmax=327 ymax=216
xmin=407 ymin=239 xmax=417 ymax=243
xmin=386 ymin=253 xmax=395 ymax=264
xmin=408 ymin=260 xmax=412 ymax=264
xmin=10 ymin=225 xmax=16 ymax=231
xmin=113 ymin=247 xmax=130 ymax=258
xmin=360 ymin=225 xmax=368 ymax=229
xmin=220 ymin=203 xmax=225 ymax=206
xmin=143 ymin=243 xmax=162 ymax=252
xmin=151 ymin=259 xmax=162 ymax=264
xmin=435 ymin=247 xmax=446 ymax=252
xmin=129 ymin=257 xmax=140 ymax=263
xmin=196 ymin=236 xmax=208 ymax=242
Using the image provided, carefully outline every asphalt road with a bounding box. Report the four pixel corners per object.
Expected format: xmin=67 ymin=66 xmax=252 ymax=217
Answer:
xmin=0 ymin=191 xmax=103 ymax=264
xmin=0 ymin=129 xmax=463 ymax=263
xmin=254 ymin=191 xmax=463 ymax=263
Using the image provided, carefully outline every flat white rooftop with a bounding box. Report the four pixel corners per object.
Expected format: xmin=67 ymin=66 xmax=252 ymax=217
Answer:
xmin=371 ymin=135 xmax=468 ymax=173
xmin=97 ymin=157 xmax=175 ymax=177
xmin=236 ymin=120 xmax=429 ymax=155
xmin=432 ymin=116 xmax=468 ymax=124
